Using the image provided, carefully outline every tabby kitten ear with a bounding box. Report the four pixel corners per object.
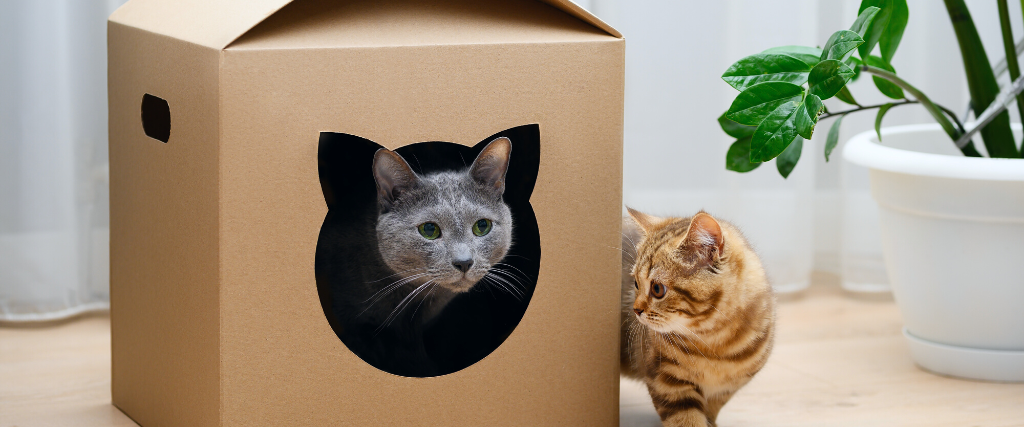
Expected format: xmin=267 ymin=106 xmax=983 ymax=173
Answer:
xmin=678 ymin=212 xmax=725 ymax=266
xmin=626 ymin=207 xmax=665 ymax=234
xmin=470 ymin=137 xmax=512 ymax=196
xmin=372 ymin=148 xmax=421 ymax=210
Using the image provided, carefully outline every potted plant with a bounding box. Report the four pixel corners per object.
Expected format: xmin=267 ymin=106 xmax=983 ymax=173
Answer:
xmin=717 ymin=0 xmax=1024 ymax=382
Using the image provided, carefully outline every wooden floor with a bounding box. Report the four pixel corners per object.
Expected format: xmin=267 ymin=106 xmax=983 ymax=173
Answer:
xmin=3 ymin=275 xmax=1023 ymax=427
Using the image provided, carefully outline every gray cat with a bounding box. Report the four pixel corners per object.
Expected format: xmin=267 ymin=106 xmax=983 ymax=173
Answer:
xmin=370 ymin=137 xmax=516 ymax=324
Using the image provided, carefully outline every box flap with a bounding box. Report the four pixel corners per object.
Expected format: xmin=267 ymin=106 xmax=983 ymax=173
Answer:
xmin=109 ymin=0 xmax=294 ymax=49
xmin=110 ymin=0 xmax=620 ymax=50
xmin=538 ymin=0 xmax=621 ymax=38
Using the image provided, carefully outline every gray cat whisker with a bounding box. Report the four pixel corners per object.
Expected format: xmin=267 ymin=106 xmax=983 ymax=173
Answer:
xmin=362 ymin=272 xmax=427 ymax=303
xmin=486 ymin=273 xmax=525 ymax=298
xmin=482 ymin=275 xmax=522 ymax=301
xmin=408 ymin=280 xmax=438 ymax=321
xmin=376 ymin=280 xmax=435 ymax=333
xmin=365 ymin=268 xmax=428 ymax=284
xmin=493 ymin=262 xmax=532 ymax=279
xmin=487 ymin=268 xmax=528 ymax=293
xmin=503 ymin=254 xmax=534 ymax=262
xmin=360 ymin=272 xmax=429 ymax=305
xmin=356 ymin=274 xmax=430 ymax=319
xmin=486 ymin=275 xmax=523 ymax=301
xmin=363 ymin=274 xmax=428 ymax=323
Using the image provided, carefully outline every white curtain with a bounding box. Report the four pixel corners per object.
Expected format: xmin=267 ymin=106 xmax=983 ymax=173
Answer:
xmin=0 ymin=0 xmax=125 ymax=321
xmin=586 ymin=0 xmax=1020 ymax=293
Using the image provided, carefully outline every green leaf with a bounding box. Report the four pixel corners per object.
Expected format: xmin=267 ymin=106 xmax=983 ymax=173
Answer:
xmin=875 ymin=103 xmax=894 ymax=141
xmin=794 ymin=94 xmax=823 ymax=140
xmin=726 ymin=136 xmax=762 ymax=173
xmin=750 ymin=100 xmax=801 ymax=162
xmin=865 ymin=55 xmax=905 ymax=99
xmin=825 ymin=116 xmax=843 ymax=162
xmin=726 ymin=82 xmax=805 ymax=126
xmin=722 ymin=53 xmax=814 ymax=91
xmin=879 ymin=0 xmax=908 ymax=64
xmin=718 ymin=112 xmax=757 ymax=139
xmin=761 ymin=45 xmax=823 ymax=68
xmin=945 ymin=0 xmax=1018 ymax=158
xmin=808 ymin=60 xmax=856 ymax=100
xmin=850 ymin=6 xmax=881 ymax=37
xmin=820 ymin=30 xmax=864 ymax=61
xmin=846 ymin=55 xmax=863 ymax=81
xmin=836 ymin=86 xmax=859 ymax=106
xmin=776 ymin=136 xmax=804 ymax=179
xmin=858 ymin=0 xmax=892 ymax=60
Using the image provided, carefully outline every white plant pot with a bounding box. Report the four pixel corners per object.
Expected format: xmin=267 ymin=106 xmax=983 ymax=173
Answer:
xmin=843 ymin=124 xmax=1024 ymax=382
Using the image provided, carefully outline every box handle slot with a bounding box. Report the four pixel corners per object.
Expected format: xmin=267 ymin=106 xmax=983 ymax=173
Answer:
xmin=141 ymin=94 xmax=170 ymax=143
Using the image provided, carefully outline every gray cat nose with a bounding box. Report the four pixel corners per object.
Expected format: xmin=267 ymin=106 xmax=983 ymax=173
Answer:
xmin=452 ymin=259 xmax=474 ymax=273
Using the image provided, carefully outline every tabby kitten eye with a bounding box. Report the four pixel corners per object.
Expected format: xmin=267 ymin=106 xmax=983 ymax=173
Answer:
xmin=417 ymin=222 xmax=441 ymax=240
xmin=650 ymin=282 xmax=666 ymax=299
xmin=634 ymin=280 xmax=639 ymax=290
xmin=472 ymin=218 xmax=492 ymax=237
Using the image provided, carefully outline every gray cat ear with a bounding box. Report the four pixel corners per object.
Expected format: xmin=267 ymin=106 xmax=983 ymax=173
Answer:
xmin=372 ymin=148 xmax=420 ymax=209
xmin=677 ymin=211 xmax=725 ymax=266
xmin=470 ymin=137 xmax=512 ymax=195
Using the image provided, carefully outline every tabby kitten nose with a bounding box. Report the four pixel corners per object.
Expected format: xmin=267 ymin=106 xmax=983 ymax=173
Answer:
xmin=452 ymin=259 xmax=474 ymax=273
xmin=633 ymin=308 xmax=644 ymax=316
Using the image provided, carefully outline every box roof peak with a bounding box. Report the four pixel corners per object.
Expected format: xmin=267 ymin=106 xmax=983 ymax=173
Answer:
xmin=109 ymin=0 xmax=621 ymax=50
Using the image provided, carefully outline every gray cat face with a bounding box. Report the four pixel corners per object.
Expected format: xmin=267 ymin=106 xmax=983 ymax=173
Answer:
xmin=373 ymin=138 xmax=513 ymax=294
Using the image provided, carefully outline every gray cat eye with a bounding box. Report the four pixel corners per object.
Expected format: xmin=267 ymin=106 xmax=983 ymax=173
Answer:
xmin=472 ymin=219 xmax=492 ymax=237
xmin=417 ymin=222 xmax=441 ymax=240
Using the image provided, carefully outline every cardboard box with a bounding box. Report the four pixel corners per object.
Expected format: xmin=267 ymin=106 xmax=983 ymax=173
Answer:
xmin=108 ymin=0 xmax=624 ymax=425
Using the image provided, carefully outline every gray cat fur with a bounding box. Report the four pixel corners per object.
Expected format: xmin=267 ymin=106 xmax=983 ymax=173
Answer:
xmin=372 ymin=138 xmax=514 ymax=321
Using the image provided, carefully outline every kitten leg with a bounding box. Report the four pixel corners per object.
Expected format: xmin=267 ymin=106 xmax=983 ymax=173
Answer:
xmin=704 ymin=390 xmax=734 ymax=425
xmin=647 ymin=382 xmax=711 ymax=427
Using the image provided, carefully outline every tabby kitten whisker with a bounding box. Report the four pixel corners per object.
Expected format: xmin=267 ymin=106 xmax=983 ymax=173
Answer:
xmin=677 ymin=325 xmax=714 ymax=356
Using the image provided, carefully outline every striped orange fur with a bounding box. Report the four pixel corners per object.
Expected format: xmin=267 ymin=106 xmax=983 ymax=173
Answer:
xmin=620 ymin=208 xmax=775 ymax=427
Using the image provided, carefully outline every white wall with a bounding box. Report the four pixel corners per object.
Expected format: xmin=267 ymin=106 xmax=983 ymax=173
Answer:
xmin=585 ymin=0 xmax=1022 ymax=290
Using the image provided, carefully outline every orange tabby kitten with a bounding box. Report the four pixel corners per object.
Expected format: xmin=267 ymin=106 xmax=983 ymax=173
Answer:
xmin=620 ymin=208 xmax=775 ymax=427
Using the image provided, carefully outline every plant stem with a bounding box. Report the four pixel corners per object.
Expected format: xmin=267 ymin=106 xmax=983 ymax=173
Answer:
xmin=860 ymin=66 xmax=960 ymax=139
xmin=819 ymin=100 xmax=916 ymax=120
xmin=858 ymin=65 xmax=982 ymax=157
xmin=997 ymin=0 xmax=1024 ymax=149
xmin=817 ymin=96 xmax=980 ymax=156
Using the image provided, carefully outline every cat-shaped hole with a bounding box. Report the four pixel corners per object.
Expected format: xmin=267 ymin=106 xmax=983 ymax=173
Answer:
xmin=315 ymin=124 xmax=541 ymax=377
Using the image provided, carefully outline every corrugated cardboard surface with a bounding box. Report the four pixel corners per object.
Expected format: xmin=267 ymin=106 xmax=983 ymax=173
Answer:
xmin=217 ymin=39 xmax=623 ymax=425
xmin=110 ymin=0 xmax=624 ymax=425
xmin=108 ymin=22 xmax=221 ymax=427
